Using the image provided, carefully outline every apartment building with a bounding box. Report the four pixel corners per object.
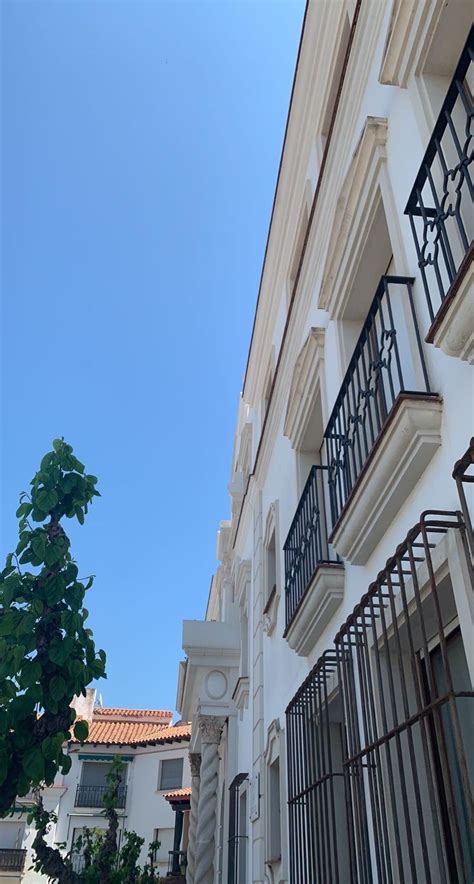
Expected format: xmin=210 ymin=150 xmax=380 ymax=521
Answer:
xmin=176 ymin=2 xmax=473 ymax=883
xmin=0 ymin=694 xmax=191 ymax=883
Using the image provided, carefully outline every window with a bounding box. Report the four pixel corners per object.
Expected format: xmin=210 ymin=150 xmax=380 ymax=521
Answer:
xmin=286 ymin=510 xmax=474 ymax=883
xmin=76 ymin=760 xmax=127 ymax=808
xmin=228 ymin=774 xmax=248 ymax=884
xmin=159 ymin=757 xmax=183 ymax=791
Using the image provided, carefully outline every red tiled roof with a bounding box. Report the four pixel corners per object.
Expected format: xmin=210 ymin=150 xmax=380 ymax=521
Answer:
xmin=163 ymin=787 xmax=192 ymax=801
xmin=94 ymin=708 xmax=173 ymax=719
xmin=71 ymin=720 xmax=192 ymax=747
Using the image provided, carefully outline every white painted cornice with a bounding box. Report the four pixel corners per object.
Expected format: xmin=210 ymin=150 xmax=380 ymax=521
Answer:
xmin=235 ymin=559 xmax=251 ymax=607
xmin=244 ymin=0 xmax=349 ymax=408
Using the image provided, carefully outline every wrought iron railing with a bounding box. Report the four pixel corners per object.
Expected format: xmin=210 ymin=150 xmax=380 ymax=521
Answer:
xmin=167 ymin=849 xmax=187 ymax=876
xmin=453 ymin=437 xmax=474 ymax=562
xmin=0 ymin=848 xmax=27 ymax=872
xmin=74 ymin=783 xmax=127 ymax=808
xmin=283 ymin=465 xmax=339 ymax=629
xmin=405 ymin=27 xmax=473 ymax=330
xmin=324 ymin=275 xmax=432 ymax=529
xmin=286 ymin=510 xmax=474 ymax=883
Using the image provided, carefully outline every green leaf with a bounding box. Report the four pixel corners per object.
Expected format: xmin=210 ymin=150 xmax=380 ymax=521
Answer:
xmin=60 ymin=753 xmax=72 ymax=774
xmin=52 ymin=438 xmax=63 ymax=452
xmin=36 ymin=489 xmax=59 ymax=513
xmin=73 ymin=720 xmax=89 ymax=742
xmin=22 ymin=748 xmax=45 ymax=782
xmin=21 ymin=660 xmax=42 ymax=688
xmin=31 ymin=534 xmax=46 ymax=561
xmin=50 ymin=675 xmax=67 ymax=701
xmin=75 ymin=506 xmax=85 ymax=525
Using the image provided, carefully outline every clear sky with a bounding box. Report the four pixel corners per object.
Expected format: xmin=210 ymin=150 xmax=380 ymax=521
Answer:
xmin=1 ymin=0 xmax=305 ymax=712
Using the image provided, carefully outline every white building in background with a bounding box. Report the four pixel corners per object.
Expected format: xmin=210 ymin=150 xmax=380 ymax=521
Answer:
xmin=176 ymin=2 xmax=473 ymax=884
xmin=0 ymin=693 xmax=191 ymax=883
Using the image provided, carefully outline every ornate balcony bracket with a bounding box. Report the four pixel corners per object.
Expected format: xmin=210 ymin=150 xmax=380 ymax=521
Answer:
xmin=283 ymin=564 xmax=344 ymax=657
xmin=329 ymin=394 xmax=442 ymax=564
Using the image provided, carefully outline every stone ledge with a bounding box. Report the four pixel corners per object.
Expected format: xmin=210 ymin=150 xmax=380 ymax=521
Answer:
xmin=330 ymin=394 xmax=443 ymax=565
xmin=427 ymin=249 xmax=474 ymax=364
xmin=284 ymin=564 xmax=345 ymax=657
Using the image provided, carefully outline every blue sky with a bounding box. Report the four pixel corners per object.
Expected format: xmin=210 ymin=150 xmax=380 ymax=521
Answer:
xmin=1 ymin=0 xmax=304 ymax=712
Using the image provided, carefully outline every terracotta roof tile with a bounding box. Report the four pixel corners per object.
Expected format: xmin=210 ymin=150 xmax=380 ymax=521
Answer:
xmin=163 ymin=787 xmax=192 ymax=801
xmin=94 ymin=708 xmax=173 ymax=719
xmin=71 ymin=720 xmax=191 ymax=747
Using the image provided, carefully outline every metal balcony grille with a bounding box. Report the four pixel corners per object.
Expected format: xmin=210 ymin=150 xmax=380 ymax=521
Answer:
xmin=283 ymin=465 xmax=339 ymax=629
xmin=287 ymin=511 xmax=474 ymax=883
xmin=286 ymin=651 xmax=354 ymax=884
xmin=74 ymin=783 xmax=127 ymax=808
xmin=0 ymin=848 xmax=27 ymax=872
xmin=453 ymin=437 xmax=474 ymax=563
xmin=405 ymin=27 xmax=473 ymax=330
xmin=324 ymin=275 xmax=432 ymax=528
xmin=167 ymin=850 xmax=187 ymax=875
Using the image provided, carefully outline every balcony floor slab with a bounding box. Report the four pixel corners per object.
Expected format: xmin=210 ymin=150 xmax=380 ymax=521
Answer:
xmin=284 ymin=564 xmax=345 ymax=657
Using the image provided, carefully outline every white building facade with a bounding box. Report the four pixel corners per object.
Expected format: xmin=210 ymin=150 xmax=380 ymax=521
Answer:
xmin=0 ymin=695 xmax=192 ymax=883
xmin=177 ymin=2 xmax=473 ymax=883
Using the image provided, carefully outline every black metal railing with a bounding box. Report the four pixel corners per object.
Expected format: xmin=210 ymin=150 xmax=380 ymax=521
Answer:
xmin=324 ymin=275 xmax=432 ymax=529
xmin=286 ymin=651 xmax=353 ymax=884
xmin=453 ymin=437 xmax=474 ymax=562
xmin=286 ymin=510 xmax=474 ymax=883
xmin=284 ymin=465 xmax=339 ymax=629
xmin=167 ymin=850 xmax=187 ymax=876
xmin=0 ymin=848 xmax=27 ymax=872
xmin=74 ymin=784 xmax=127 ymax=808
xmin=405 ymin=27 xmax=473 ymax=329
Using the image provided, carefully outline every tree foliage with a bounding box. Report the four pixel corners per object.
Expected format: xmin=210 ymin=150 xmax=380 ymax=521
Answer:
xmin=0 ymin=439 xmax=106 ymax=815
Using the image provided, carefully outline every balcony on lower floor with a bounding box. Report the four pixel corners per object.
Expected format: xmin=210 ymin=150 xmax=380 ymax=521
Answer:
xmin=323 ymin=275 xmax=442 ymax=565
xmin=0 ymin=848 xmax=27 ymax=873
xmin=405 ymin=26 xmax=473 ymax=363
xmin=283 ymin=465 xmax=343 ymax=656
xmin=74 ymin=784 xmax=127 ymax=809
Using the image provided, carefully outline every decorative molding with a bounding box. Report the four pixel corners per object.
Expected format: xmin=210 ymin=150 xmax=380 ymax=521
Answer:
xmin=262 ymin=501 xmax=281 ymax=636
xmin=379 ymin=0 xmax=444 ymax=87
xmin=319 ymin=116 xmax=389 ymax=317
xmin=232 ymin=676 xmax=250 ymax=720
xmin=427 ymin=258 xmax=474 ymax=364
xmin=263 ymin=585 xmax=280 ymax=638
xmin=235 ymin=559 xmax=251 ymax=608
xmin=330 ymin=395 xmax=443 ymax=564
xmin=198 ymin=715 xmax=225 ymax=745
xmin=284 ymin=327 xmax=326 ymax=451
xmin=283 ymin=565 xmax=345 ymax=657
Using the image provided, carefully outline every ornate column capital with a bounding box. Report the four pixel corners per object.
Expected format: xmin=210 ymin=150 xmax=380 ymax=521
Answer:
xmin=198 ymin=715 xmax=225 ymax=745
xmin=189 ymin=752 xmax=201 ymax=778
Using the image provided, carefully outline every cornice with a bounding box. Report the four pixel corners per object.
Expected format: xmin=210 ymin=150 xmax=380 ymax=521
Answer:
xmin=244 ymin=0 xmax=350 ymax=408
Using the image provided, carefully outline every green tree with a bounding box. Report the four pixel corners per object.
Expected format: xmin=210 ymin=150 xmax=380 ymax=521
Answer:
xmin=0 ymin=438 xmax=105 ymax=815
xmin=0 ymin=441 xmax=162 ymax=882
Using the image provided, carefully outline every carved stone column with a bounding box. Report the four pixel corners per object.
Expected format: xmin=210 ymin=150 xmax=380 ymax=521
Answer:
xmin=194 ymin=716 xmax=225 ymax=884
xmin=186 ymin=752 xmax=201 ymax=884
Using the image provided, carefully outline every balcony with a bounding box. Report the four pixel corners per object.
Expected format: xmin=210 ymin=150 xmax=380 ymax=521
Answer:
xmin=0 ymin=848 xmax=27 ymax=873
xmin=405 ymin=27 xmax=473 ymax=363
xmin=167 ymin=849 xmax=187 ymax=879
xmin=283 ymin=465 xmax=343 ymax=656
xmin=74 ymin=784 xmax=127 ymax=808
xmin=324 ymin=275 xmax=442 ymax=564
